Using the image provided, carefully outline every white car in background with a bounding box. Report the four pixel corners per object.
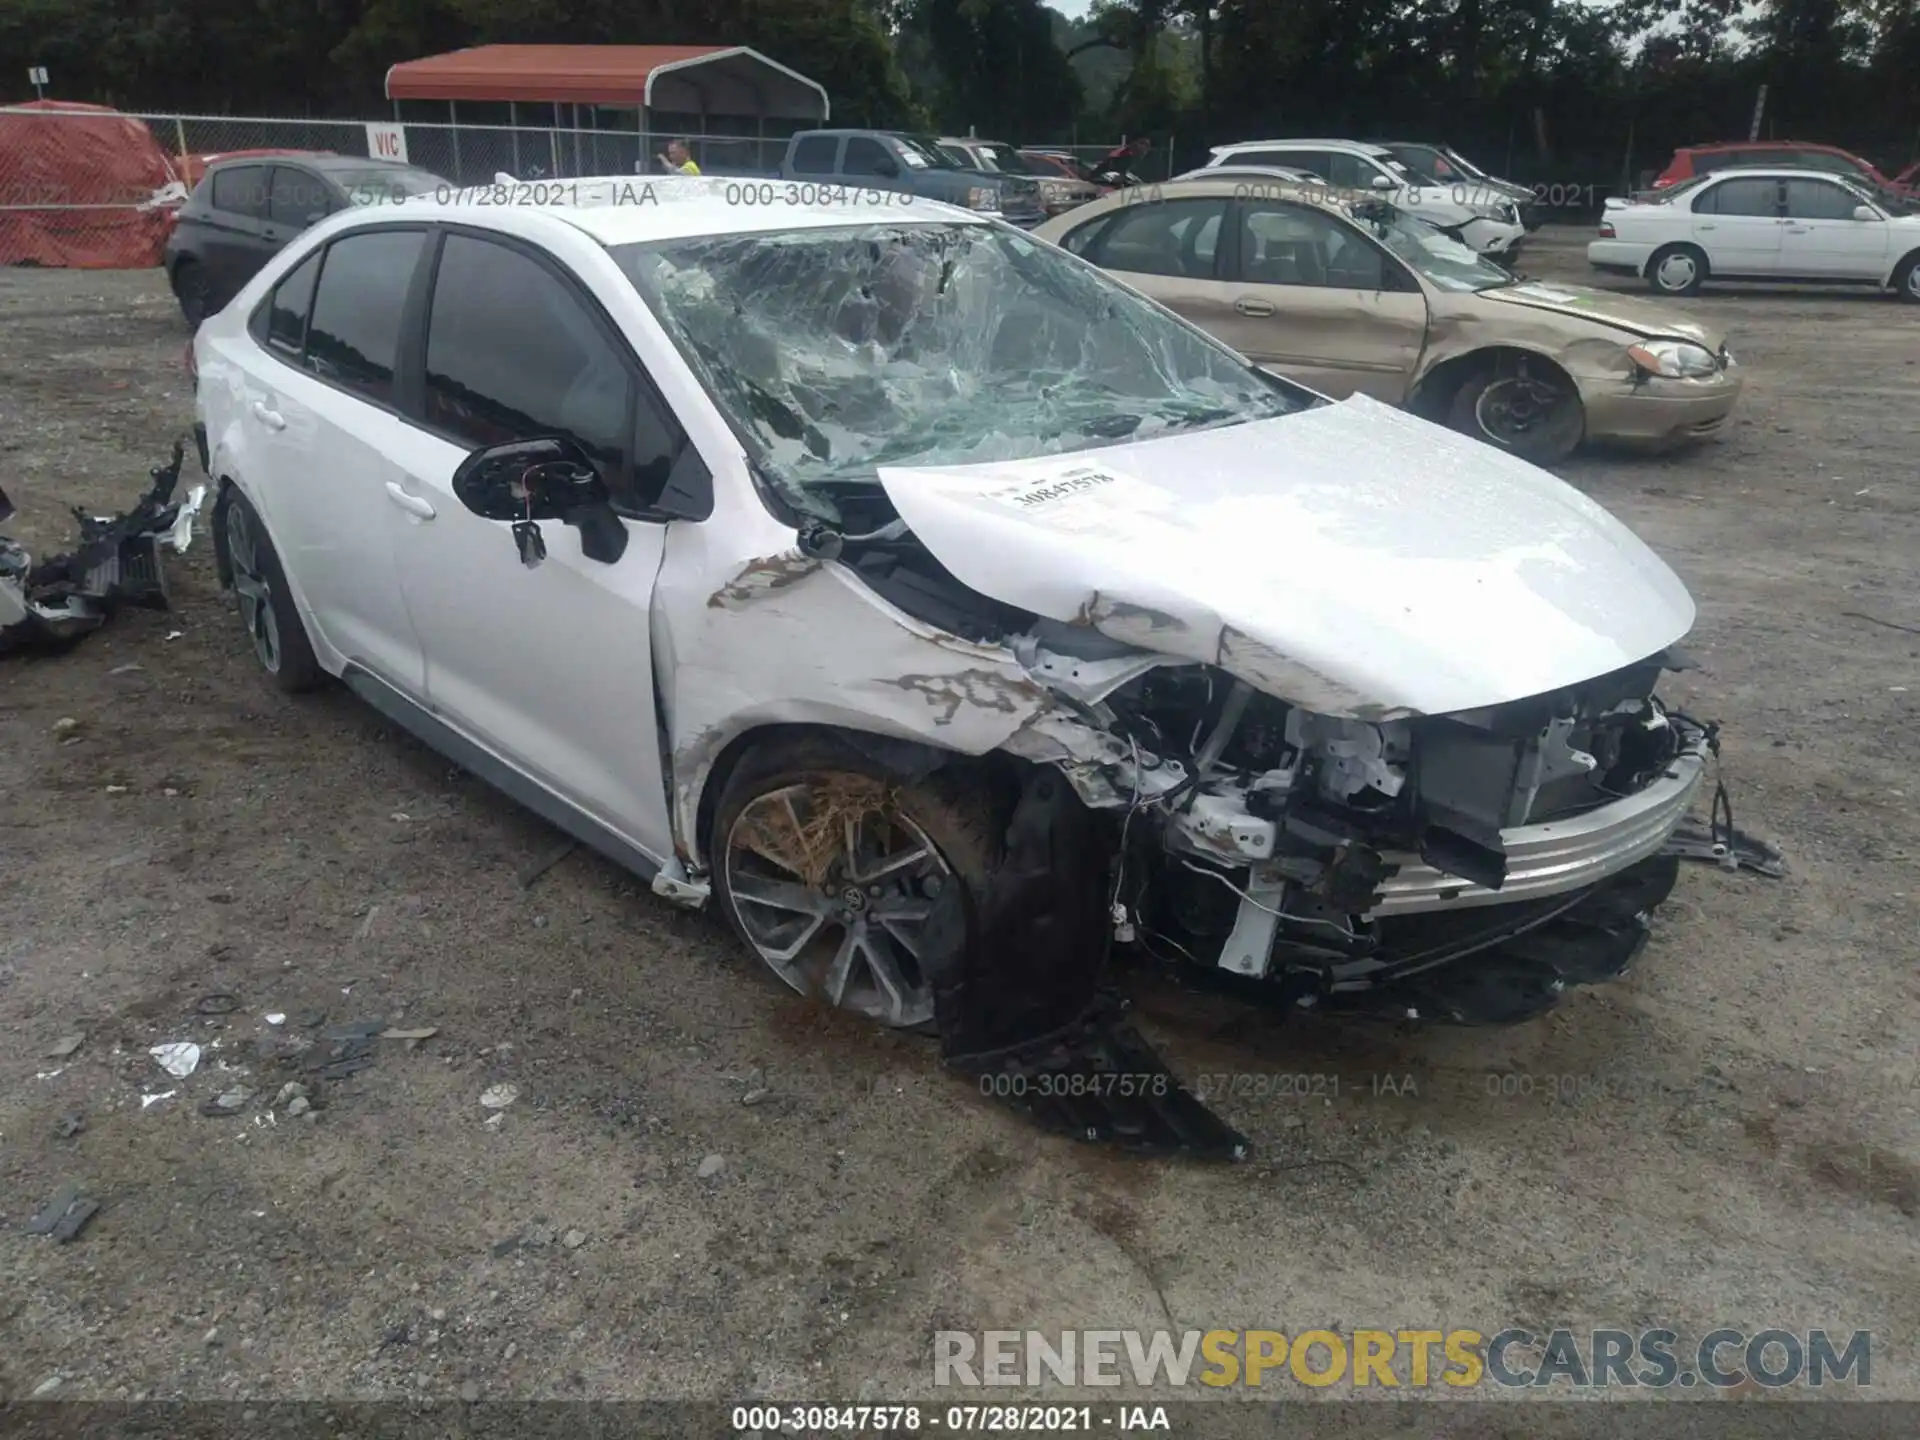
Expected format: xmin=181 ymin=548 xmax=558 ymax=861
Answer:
xmin=1202 ymin=139 xmax=1529 ymax=259
xmin=1590 ymin=167 xmax=1920 ymax=300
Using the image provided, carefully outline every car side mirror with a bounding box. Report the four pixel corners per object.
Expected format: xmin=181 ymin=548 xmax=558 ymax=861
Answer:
xmin=1369 ymin=174 xmax=1395 ymax=190
xmin=1852 ymin=204 xmax=1879 ymax=221
xmin=874 ymin=156 xmax=899 ymax=177
xmin=451 ymin=437 xmax=629 ymax=566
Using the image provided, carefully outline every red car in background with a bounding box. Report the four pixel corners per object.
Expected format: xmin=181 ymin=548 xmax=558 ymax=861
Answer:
xmin=1652 ymin=141 xmax=1916 ymax=198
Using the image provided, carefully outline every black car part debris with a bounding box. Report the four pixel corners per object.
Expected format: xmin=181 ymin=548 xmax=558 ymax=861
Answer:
xmin=25 ymin=1182 xmax=101 ymax=1243
xmin=922 ymin=766 xmax=1251 ymax=1161
xmin=0 ymin=439 xmax=205 ymax=654
xmin=1660 ymin=716 xmax=1787 ymax=878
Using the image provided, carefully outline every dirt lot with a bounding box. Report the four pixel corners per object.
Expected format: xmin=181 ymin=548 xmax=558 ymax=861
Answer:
xmin=3 ymin=228 xmax=1918 ymax=1422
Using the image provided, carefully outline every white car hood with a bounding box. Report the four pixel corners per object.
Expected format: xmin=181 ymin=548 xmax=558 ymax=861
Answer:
xmin=876 ymin=394 xmax=1695 ymax=719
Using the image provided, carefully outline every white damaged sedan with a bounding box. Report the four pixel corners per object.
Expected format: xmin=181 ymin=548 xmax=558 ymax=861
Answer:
xmin=192 ymin=178 xmax=1730 ymax=1153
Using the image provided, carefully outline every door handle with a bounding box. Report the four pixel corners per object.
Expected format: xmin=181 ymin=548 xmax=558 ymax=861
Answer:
xmin=250 ymin=400 xmax=285 ymax=430
xmin=1784 ymin=225 xmax=1810 ymax=233
xmin=1696 ymin=223 xmax=1716 ymax=231
xmin=384 ymin=481 xmax=436 ymax=520
xmin=1234 ymin=297 xmax=1276 ymax=316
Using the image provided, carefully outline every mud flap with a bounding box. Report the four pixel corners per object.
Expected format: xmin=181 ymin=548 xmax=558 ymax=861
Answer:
xmin=921 ymin=767 xmax=1249 ymax=1161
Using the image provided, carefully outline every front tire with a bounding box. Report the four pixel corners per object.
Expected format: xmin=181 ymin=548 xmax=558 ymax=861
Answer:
xmin=711 ymin=736 xmax=1001 ymax=1030
xmin=220 ymin=488 xmax=322 ymax=693
xmin=1646 ymin=243 xmax=1706 ymax=297
xmin=1447 ymin=366 xmax=1585 ymax=465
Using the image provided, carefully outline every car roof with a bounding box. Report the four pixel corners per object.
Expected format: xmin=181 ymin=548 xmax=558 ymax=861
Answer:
xmin=362 ymin=175 xmax=986 ymax=247
xmin=1647 ymin=167 xmax=1873 ymax=192
xmin=1092 ymin=175 xmax=1346 ymax=208
xmin=1173 ymin=165 xmax=1313 ymax=179
xmin=202 ymin=152 xmax=424 ymax=176
xmin=1683 ymin=140 xmax=1852 ymax=153
xmin=1211 ymin=138 xmax=1390 ymax=156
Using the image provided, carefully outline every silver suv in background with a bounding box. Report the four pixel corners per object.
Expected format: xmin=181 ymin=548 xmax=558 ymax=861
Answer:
xmin=1204 ymin=138 xmax=1528 ymax=258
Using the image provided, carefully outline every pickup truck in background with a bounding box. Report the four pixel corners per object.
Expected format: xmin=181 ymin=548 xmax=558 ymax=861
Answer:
xmin=698 ymin=129 xmax=1048 ymax=227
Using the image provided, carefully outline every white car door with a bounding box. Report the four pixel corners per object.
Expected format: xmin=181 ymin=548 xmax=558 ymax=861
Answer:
xmin=379 ymin=228 xmax=683 ymax=864
xmin=1779 ymin=178 xmax=1891 ymax=278
xmin=235 ymin=227 xmax=431 ymax=693
xmin=1688 ymin=176 xmax=1785 ymax=275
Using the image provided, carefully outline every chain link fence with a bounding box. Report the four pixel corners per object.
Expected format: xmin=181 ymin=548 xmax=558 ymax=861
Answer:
xmin=2 ymin=109 xmax=1152 ymax=268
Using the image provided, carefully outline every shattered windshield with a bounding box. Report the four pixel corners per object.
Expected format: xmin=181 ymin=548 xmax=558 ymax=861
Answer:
xmin=610 ymin=222 xmax=1313 ymax=519
xmin=1348 ymin=202 xmax=1514 ymax=292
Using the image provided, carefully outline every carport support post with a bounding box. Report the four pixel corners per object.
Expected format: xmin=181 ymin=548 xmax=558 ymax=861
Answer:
xmin=449 ymin=101 xmax=462 ymax=181
xmin=510 ymin=102 xmax=521 ymax=175
xmin=174 ymin=117 xmax=188 ymax=167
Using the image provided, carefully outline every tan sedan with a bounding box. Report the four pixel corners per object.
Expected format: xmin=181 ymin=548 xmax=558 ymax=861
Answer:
xmin=1033 ymin=177 xmax=1743 ymax=463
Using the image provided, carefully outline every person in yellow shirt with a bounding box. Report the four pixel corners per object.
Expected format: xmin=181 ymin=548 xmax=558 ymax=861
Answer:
xmin=657 ymin=139 xmax=700 ymax=175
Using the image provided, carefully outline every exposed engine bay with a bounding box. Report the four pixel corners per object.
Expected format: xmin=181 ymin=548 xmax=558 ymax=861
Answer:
xmin=841 ymin=522 xmax=1760 ymax=1160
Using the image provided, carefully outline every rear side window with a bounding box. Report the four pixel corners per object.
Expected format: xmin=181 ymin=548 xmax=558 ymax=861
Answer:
xmin=304 ymin=229 xmax=426 ymax=404
xmin=423 ymin=233 xmax=636 ymax=490
xmin=1083 ymin=197 xmax=1226 ymax=279
xmin=1696 ymin=177 xmax=1780 ymax=216
xmin=790 ymin=135 xmax=838 ymax=175
xmin=268 ymin=168 xmax=336 ymax=227
xmin=266 ymin=251 xmax=321 ymax=355
xmin=210 ymin=165 xmax=269 ymax=219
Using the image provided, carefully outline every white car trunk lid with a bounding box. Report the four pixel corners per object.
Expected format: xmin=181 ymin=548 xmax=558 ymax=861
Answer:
xmin=877 ymin=395 xmax=1695 ymax=719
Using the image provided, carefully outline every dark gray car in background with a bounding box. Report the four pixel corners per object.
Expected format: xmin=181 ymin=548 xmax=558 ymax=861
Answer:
xmin=163 ymin=153 xmax=444 ymax=326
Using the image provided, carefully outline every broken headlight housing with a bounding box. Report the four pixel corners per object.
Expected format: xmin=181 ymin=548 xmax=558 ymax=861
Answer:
xmin=965 ymin=186 xmax=1001 ymax=211
xmin=1627 ymin=339 xmax=1720 ymax=379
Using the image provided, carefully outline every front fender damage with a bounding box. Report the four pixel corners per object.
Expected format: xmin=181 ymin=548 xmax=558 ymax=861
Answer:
xmin=921 ymin=764 xmax=1250 ymax=1162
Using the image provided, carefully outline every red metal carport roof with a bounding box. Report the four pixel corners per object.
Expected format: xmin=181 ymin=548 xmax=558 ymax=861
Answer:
xmin=384 ymin=44 xmax=829 ymax=117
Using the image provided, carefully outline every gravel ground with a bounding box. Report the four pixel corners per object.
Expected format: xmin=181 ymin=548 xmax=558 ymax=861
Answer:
xmin=2 ymin=229 xmax=1917 ymax=1422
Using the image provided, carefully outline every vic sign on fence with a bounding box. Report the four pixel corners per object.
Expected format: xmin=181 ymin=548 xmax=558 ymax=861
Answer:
xmin=366 ymin=123 xmax=408 ymax=163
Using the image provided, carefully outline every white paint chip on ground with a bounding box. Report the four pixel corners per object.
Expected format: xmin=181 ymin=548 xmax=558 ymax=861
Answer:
xmin=479 ymin=1084 xmax=520 ymax=1110
xmin=150 ymin=1042 xmax=202 ymax=1077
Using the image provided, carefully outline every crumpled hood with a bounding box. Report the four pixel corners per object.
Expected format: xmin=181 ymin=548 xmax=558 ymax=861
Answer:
xmin=1482 ymin=279 xmax=1724 ymax=349
xmin=877 ymin=394 xmax=1695 ymax=719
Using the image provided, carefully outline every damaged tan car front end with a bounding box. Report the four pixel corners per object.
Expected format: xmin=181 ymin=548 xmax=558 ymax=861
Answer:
xmin=1035 ymin=178 xmax=1743 ymax=465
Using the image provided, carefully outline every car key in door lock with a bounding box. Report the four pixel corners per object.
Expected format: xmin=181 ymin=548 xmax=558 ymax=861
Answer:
xmin=512 ymin=518 xmax=546 ymax=568
xmin=509 ymin=464 xmax=548 ymax=568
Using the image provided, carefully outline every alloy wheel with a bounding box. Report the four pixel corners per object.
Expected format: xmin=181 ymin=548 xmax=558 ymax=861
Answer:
xmin=225 ymin=502 xmax=282 ymax=673
xmin=722 ymin=781 xmax=949 ymax=1028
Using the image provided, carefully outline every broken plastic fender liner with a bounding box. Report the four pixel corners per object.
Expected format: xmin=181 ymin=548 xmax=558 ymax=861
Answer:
xmin=920 ymin=766 xmax=1247 ymax=1160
